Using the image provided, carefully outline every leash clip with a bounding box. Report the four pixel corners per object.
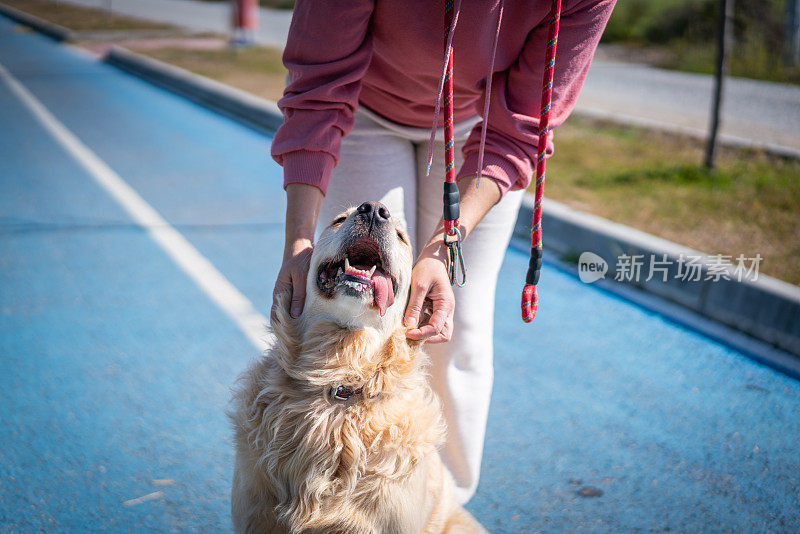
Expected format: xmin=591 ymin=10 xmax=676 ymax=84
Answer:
xmin=444 ymin=227 xmax=466 ymax=287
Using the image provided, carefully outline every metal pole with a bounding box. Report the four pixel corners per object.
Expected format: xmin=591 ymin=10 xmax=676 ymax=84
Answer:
xmin=786 ymin=0 xmax=800 ymax=67
xmin=705 ymin=0 xmax=734 ymax=169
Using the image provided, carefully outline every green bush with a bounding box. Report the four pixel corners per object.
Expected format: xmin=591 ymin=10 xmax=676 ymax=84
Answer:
xmin=641 ymin=0 xmax=717 ymax=44
xmin=605 ymin=0 xmax=785 ymax=44
xmin=602 ymin=0 xmax=798 ymax=83
xmin=259 ymin=0 xmax=294 ymax=8
xmin=602 ymin=0 xmax=689 ymax=42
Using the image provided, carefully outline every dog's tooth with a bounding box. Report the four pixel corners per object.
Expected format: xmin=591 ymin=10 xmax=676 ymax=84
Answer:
xmin=337 ymin=267 xmax=343 ymax=276
xmin=344 ymin=258 xmax=350 ymax=271
xmin=368 ymin=265 xmax=376 ymax=277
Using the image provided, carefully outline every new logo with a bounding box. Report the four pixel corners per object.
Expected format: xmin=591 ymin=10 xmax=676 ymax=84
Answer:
xmin=578 ymin=252 xmax=608 ymax=284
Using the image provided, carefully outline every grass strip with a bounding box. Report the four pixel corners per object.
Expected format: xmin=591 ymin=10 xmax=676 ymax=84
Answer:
xmin=2 ymin=0 xmax=175 ymax=32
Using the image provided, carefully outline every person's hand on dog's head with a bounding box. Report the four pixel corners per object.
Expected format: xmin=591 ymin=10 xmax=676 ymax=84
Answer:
xmin=272 ymin=241 xmax=313 ymax=323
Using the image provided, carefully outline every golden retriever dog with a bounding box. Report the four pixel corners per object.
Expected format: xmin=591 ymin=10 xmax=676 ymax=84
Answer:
xmin=231 ymin=201 xmax=487 ymax=533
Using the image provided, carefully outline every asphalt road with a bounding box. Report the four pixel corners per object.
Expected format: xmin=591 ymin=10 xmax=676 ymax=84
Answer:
xmin=61 ymin=0 xmax=800 ymax=153
xmin=577 ymin=59 xmax=800 ymax=152
xmin=2 ymin=16 xmax=800 ymax=533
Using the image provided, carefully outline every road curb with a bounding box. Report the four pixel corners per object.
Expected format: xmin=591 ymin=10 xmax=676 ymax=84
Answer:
xmin=515 ymin=197 xmax=800 ymax=358
xmin=524 ymin=245 xmax=800 ymax=380
xmin=105 ymin=46 xmax=283 ymax=134
xmin=0 ymin=3 xmax=75 ymax=42
xmin=103 ymin=46 xmax=800 ymax=362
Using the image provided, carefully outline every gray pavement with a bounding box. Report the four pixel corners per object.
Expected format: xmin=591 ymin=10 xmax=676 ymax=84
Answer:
xmin=62 ymin=0 xmax=800 ymax=152
xmin=577 ymin=60 xmax=800 ymax=153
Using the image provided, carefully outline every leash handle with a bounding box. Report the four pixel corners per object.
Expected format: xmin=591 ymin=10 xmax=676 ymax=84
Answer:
xmin=442 ymin=1 xmax=466 ymax=287
xmin=521 ymin=0 xmax=562 ymax=324
xmin=442 ymin=5 xmax=458 ymax=238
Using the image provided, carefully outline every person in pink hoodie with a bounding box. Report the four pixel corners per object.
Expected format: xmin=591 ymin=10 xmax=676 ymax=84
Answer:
xmin=270 ymin=0 xmax=616 ymax=503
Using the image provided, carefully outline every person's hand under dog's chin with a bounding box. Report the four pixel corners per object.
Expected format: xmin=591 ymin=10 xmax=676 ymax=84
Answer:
xmin=403 ymin=173 xmax=502 ymax=343
xmin=404 ymin=233 xmax=454 ymax=344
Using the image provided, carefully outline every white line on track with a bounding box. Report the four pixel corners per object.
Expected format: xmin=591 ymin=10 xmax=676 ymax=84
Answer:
xmin=0 ymin=62 xmax=269 ymax=352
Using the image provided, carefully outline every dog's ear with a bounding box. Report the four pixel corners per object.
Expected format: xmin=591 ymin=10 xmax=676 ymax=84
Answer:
xmin=270 ymin=291 xmax=293 ymax=328
xmin=367 ymin=328 xmax=422 ymax=395
xmin=269 ymin=291 xmax=301 ymax=350
xmin=396 ymin=326 xmax=424 ymax=350
xmin=406 ymin=338 xmax=424 ymax=350
xmin=403 ymin=299 xmax=433 ymax=350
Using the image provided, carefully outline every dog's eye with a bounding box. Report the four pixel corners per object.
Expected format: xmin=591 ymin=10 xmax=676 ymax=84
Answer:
xmin=396 ymin=231 xmax=407 ymax=243
xmin=331 ymin=216 xmax=347 ymax=227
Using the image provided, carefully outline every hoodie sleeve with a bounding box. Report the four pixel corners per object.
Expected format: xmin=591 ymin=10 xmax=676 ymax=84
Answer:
xmin=456 ymin=0 xmax=616 ymax=196
xmin=270 ymin=0 xmax=375 ymax=195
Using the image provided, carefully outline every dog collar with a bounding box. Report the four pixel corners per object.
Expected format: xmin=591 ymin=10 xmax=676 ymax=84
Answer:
xmin=332 ymin=385 xmax=363 ymax=401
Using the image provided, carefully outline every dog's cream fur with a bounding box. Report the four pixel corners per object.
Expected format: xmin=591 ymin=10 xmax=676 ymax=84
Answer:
xmin=231 ymin=206 xmax=486 ymax=533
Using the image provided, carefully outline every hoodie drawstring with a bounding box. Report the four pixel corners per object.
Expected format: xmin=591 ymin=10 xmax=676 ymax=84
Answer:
xmin=425 ymin=0 xmax=462 ymax=177
xmin=476 ymin=0 xmax=504 ymax=188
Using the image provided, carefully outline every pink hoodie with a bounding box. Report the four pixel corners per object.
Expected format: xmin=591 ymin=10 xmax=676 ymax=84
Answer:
xmin=271 ymin=0 xmax=616 ymax=197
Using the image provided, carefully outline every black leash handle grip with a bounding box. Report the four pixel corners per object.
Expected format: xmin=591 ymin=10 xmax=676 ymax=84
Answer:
xmin=525 ymin=247 xmax=543 ymax=286
xmin=443 ymin=182 xmax=460 ymax=222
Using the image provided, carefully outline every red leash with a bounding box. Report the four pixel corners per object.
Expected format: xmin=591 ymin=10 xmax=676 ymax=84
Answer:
xmin=433 ymin=0 xmax=563 ymax=314
xmin=442 ymin=0 xmax=466 ymax=286
xmin=521 ymin=0 xmax=562 ymax=323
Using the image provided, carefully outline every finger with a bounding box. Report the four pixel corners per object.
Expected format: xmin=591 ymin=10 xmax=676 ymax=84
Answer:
xmin=425 ymin=319 xmax=453 ymax=344
xmin=426 ymin=333 xmax=449 ymax=344
xmin=407 ymin=318 xmax=451 ymax=342
xmin=290 ymin=270 xmax=307 ymax=318
xmin=407 ymin=294 xmax=453 ymax=340
xmin=425 ymin=306 xmax=450 ymax=336
xmin=404 ymin=281 xmax=428 ymax=329
xmin=407 ymin=283 xmax=452 ymax=340
xmin=272 ymin=273 xmax=291 ymax=304
xmin=273 ymin=281 xmax=291 ymax=302
xmin=405 ymin=323 xmax=438 ymax=341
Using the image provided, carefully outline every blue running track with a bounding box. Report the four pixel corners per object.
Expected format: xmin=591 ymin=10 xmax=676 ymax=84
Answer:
xmin=1 ymin=16 xmax=798 ymax=533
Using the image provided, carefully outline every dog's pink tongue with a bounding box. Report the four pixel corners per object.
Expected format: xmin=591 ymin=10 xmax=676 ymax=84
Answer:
xmin=372 ymin=270 xmax=394 ymax=317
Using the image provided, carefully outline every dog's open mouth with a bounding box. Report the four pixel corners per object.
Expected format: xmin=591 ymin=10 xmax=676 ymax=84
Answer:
xmin=317 ymin=236 xmax=397 ymax=316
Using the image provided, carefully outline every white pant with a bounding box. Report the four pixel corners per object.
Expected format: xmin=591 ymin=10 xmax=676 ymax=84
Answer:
xmin=320 ymin=108 xmax=524 ymax=504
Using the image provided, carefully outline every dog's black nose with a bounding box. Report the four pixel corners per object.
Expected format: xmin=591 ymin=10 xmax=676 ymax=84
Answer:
xmin=357 ymin=201 xmax=391 ymax=221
